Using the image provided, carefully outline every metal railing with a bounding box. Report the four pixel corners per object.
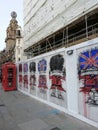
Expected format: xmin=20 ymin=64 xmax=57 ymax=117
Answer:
xmin=27 ymin=23 xmax=98 ymax=57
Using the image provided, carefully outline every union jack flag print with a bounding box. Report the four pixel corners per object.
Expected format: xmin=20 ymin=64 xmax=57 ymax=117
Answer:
xmin=79 ymin=49 xmax=98 ymax=70
xmin=79 ymin=49 xmax=98 ymax=92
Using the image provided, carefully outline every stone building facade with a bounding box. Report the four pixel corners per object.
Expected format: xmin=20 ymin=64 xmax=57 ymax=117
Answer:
xmin=0 ymin=11 xmax=23 ymax=66
xmin=5 ymin=11 xmax=18 ymax=51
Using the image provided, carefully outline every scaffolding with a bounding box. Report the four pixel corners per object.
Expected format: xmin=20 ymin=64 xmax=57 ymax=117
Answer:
xmin=24 ymin=9 xmax=98 ymax=58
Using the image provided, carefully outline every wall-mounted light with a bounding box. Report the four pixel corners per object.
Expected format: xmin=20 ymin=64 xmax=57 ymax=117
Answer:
xmin=67 ymin=50 xmax=73 ymax=55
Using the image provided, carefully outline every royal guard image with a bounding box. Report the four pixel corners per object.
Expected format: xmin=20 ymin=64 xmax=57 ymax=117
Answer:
xmin=29 ymin=62 xmax=36 ymax=90
xmin=19 ymin=63 xmax=22 ymax=88
xmin=23 ymin=63 xmax=28 ymax=88
xmin=49 ymin=54 xmax=66 ymax=100
xmin=2 ymin=62 xmax=17 ymax=91
xmin=38 ymin=75 xmax=47 ymax=93
xmin=38 ymin=59 xmax=47 ymax=93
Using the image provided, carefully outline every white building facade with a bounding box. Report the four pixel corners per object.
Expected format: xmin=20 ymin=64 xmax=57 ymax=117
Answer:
xmin=23 ymin=0 xmax=98 ymax=49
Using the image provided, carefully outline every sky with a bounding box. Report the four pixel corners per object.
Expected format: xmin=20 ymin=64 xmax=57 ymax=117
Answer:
xmin=0 ymin=0 xmax=23 ymax=51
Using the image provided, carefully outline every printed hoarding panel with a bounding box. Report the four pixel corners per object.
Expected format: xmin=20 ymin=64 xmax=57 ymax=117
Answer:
xmin=78 ymin=47 xmax=98 ymax=123
xmin=23 ymin=63 xmax=28 ymax=92
xmin=29 ymin=61 xmax=36 ymax=95
xmin=37 ymin=58 xmax=48 ymax=100
xmin=49 ymin=52 xmax=67 ymax=108
xmin=18 ymin=63 xmax=23 ymax=89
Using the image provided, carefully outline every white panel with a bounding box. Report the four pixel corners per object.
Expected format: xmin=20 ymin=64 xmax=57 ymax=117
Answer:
xmin=65 ymin=49 xmax=78 ymax=113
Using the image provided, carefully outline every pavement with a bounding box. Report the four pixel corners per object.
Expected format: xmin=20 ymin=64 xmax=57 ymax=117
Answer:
xmin=0 ymin=84 xmax=98 ymax=130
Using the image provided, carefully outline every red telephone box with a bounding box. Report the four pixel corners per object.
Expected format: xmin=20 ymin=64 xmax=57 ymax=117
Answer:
xmin=2 ymin=62 xmax=16 ymax=91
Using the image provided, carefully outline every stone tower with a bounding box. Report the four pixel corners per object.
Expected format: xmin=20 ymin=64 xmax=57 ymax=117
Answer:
xmin=5 ymin=11 xmax=18 ymax=51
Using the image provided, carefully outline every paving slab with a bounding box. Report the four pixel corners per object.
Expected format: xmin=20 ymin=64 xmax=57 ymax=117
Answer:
xmin=19 ymin=119 xmax=48 ymax=130
xmin=0 ymin=84 xmax=98 ymax=130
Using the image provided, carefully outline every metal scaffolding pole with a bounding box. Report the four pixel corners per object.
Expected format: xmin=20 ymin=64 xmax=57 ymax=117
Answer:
xmin=62 ymin=29 xmax=65 ymax=46
xmin=66 ymin=26 xmax=68 ymax=46
xmin=85 ymin=15 xmax=88 ymax=39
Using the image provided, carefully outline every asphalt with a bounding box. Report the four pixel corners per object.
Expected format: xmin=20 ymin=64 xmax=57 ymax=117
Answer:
xmin=0 ymin=84 xmax=98 ymax=130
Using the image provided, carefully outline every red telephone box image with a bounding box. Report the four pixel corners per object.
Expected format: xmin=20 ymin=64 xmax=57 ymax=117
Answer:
xmin=2 ymin=62 xmax=17 ymax=91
